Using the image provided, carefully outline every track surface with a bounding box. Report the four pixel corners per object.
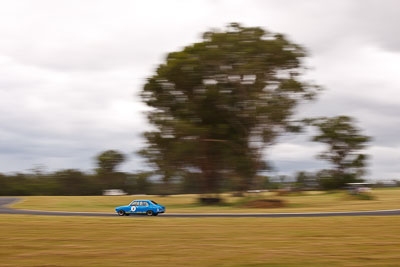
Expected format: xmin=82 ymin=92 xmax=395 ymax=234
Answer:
xmin=1 ymin=197 xmax=400 ymax=218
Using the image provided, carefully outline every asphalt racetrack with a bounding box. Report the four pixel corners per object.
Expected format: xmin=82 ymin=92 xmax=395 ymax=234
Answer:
xmin=1 ymin=197 xmax=400 ymax=218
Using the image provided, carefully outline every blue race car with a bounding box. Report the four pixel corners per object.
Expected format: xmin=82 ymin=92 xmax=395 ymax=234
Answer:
xmin=115 ymin=200 xmax=165 ymax=216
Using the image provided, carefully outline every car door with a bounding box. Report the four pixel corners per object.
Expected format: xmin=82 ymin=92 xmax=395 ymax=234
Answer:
xmin=129 ymin=201 xmax=139 ymax=214
xmin=141 ymin=201 xmax=150 ymax=213
xmin=135 ymin=201 xmax=147 ymax=214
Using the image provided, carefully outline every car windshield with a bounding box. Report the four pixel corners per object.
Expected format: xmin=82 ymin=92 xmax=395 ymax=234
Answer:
xmin=150 ymin=200 xmax=158 ymax=205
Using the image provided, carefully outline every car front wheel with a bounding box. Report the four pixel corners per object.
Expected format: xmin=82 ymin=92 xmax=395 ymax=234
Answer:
xmin=118 ymin=210 xmax=125 ymax=216
xmin=146 ymin=210 xmax=154 ymax=216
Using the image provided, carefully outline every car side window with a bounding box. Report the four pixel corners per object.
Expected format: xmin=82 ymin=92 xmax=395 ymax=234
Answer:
xmin=133 ymin=201 xmax=138 ymax=206
xmin=143 ymin=202 xmax=149 ymax=207
xmin=138 ymin=201 xmax=143 ymax=206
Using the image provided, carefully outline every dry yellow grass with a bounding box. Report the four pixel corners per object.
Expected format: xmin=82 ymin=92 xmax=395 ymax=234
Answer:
xmin=8 ymin=188 xmax=400 ymax=214
xmin=1 ymin=215 xmax=400 ymax=266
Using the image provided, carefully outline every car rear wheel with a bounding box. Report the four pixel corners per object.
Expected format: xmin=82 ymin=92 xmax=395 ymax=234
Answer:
xmin=118 ymin=210 xmax=125 ymax=216
xmin=146 ymin=210 xmax=154 ymax=216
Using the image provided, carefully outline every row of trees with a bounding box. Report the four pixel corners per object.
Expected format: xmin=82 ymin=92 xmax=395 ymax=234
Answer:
xmin=0 ymin=151 xmax=151 ymax=196
xmin=0 ymin=158 xmax=369 ymax=197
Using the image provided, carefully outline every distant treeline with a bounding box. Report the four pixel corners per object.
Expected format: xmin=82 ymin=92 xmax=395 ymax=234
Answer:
xmin=1 ymin=168 xmax=397 ymax=196
xmin=1 ymin=148 xmax=397 ymax=196
xmin=0 ymin=169 xmax=264 ymax=196
xmin=0 ymin=170 xmax=159 ymax=196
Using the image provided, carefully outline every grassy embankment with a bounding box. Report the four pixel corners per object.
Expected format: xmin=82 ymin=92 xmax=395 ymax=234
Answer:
xmin=1 ymin=215 xmax=400 ymax=266
xmin=7 ymin=188 xmax=400 ymax=214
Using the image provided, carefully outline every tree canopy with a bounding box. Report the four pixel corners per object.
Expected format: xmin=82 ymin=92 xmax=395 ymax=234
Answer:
xmin=311 ymin=116 xmax=371 ymax=188
xmin=140 ymin=23 xmax=319 ymax=193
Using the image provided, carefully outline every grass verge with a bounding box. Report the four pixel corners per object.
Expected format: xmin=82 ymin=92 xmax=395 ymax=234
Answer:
xmin=1 ymin=215 xmax=400 ymax=266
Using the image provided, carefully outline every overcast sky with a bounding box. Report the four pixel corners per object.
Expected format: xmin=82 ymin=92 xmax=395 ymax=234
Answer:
xmin=1 ymin=0 xmax=399 ymax=179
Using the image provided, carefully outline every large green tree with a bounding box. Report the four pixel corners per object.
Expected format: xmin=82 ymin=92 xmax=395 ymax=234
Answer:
xmin=311 ymin=116 xmax=370 ymax=189
xmin=141 ymin=23 xmax=319 ymax=194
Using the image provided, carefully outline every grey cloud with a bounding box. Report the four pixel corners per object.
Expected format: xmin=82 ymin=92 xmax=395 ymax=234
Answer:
xmin=353 ymin=0 xmax=400 ymax=52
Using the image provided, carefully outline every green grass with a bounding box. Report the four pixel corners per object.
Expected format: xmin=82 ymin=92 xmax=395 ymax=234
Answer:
xmin=7 ymin=188 xmax=400 ymax=214
xmin=1 ymin=215 xmax=400 ymax=266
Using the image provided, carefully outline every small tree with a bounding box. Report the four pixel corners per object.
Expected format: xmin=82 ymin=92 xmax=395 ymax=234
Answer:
xmin=96 ymin=150 xmax=125 ymax=174
xmin=311 ymin=116 xmax=370 ymax=188
xmin=95 ymin=150 xmax=126 ymax=190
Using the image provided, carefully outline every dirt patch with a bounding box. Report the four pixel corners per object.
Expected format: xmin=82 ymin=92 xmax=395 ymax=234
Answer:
xmin=242 ymin=199 xmax=286 ymax=208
